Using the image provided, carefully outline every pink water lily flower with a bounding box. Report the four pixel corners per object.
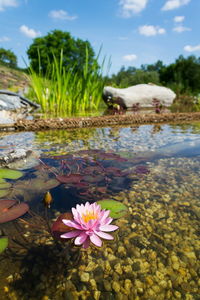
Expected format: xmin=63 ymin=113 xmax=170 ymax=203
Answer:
xmin=60 ymin=202 xmax=118 ymax=248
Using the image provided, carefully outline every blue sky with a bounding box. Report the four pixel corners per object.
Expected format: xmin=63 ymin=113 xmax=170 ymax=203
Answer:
xmin=0 ymin=0 xmax=199 ymax=75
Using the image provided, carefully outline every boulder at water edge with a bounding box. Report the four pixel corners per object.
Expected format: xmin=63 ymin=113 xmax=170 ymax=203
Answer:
xmin=102 ymin=84 xmax=176 ymax=109
xmin=0 ymin=90 xmax=39 ymax=124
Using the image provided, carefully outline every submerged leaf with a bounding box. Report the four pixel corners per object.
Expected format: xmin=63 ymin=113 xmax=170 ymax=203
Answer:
xmin=0 ymin=237 xmax=8 ymax=254
xmin=0 ymin=168 xmax=23 ymax=180
xmin=97 ymin=199 xmax=128 ymax=219
xmin=0 ymin=200 xmax=29 ymax=223
xmin=14 ymin=177 xmax=60 ymax=192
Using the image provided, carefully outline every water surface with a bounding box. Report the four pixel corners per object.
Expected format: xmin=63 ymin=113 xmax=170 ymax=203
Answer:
xmin=0 ymin=122 xmax=199 ymax=299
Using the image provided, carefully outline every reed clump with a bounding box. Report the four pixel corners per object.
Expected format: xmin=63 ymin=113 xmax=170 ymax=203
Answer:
xmin=27 ymin=48 xmax=110 ymax=116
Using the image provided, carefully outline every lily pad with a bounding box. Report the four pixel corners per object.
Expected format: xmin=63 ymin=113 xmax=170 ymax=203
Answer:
xmin=0 ymin=181 xmax=12 ymax=189
xmin=0 ymin=200 xmax=29 ymax=223
xmin=0 ymin=237 xmax=8 ymax=254
xmin=0 ymin=189 xmax=10 ymax=198
xmin=97 ymin=199 xmax=128 ymax=219
xmin=51 ymin=212 xmax=73 ymax=240
xmin=0 ymin=168 xmax=23 ymax=180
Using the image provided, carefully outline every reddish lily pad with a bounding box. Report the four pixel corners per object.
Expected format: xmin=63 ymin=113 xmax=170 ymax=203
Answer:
xmin=56 ymin=174 xmax=83 ymax=184
xmin=0 ymin=200 xmax=29 ymax=224
xmin=51 ymin=212 xmax=73 ymax=240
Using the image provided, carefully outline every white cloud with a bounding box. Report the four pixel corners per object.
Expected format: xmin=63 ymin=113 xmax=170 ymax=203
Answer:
xmin=184 ymin=44 xmax=200 ymax=52
xmin=0 ymin=0 xmax=18 ymax=11
xmin=173 ymin=25 xmax=191 ymax=32
xmin=20 ymin=25 xmax=41 ymax=38
xmin=0 ymin=36 xmax=10 ymax=41
xmin=49 ymin=10 xmax=77 ymax=21
xmin=138 ymin=25 xmax=166 ymax=36
xmin=119 ymin=0 xmax=148 ymax=18
xmin=122 ymin=54 xmax=137 ymax=61
xmin=174 ymin=15 xmax=185 ymax=22
xmin=162 ymin=0 xmax=191 ymax=11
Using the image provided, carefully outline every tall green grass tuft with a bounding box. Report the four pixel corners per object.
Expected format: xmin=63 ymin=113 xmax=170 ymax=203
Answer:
xmin=26 ymin=48 xmax=110 ymax=116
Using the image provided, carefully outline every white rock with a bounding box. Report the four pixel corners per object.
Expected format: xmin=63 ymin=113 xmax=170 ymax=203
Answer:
xmin=103 ymin=84 xmax=176 ymax=108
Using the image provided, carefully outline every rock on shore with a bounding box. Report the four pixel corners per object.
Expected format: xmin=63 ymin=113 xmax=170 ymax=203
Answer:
xmin=103 ymin=84 xmax=176 ymax=108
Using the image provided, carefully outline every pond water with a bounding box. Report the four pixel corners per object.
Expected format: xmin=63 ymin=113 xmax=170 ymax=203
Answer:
xmin=0 ymin=122 xmax=200 ymax=300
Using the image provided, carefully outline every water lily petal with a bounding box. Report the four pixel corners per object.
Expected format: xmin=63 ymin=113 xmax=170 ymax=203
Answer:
xmin=60 ymin=230 xmax=80 ymax=239
xmin=62 ymin=219 xmax=82 ymax=230
xmin=101 ymin=217 xmax=113 ymax=226
xmin=100 ymin=210 xmax=110 ymax=222
xmin=90 ymin=233 xmax=102 ymax=247
xmin=99 ymin=224 xmax=118 ymax=232
xmin=95 ymin=231 xmax=114 ymax=240
xmin=74 ymin=232 xmax=88 ymax=245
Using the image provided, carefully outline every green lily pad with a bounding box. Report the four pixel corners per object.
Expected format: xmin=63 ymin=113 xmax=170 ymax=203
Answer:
xmin=97 ymin=199 xmax=128 ymax=219
xmin=0 ymin=181 xmax=12 ymax=189
xmin=0 ymin=237 xmax=8 ymax=254
xmin=0 ymin=168 xmax=23 ymax=180
xmin=0 ymin=189 xmax=10 ymax=198
xmin=0 ymin=178 xmax=13 ymax=199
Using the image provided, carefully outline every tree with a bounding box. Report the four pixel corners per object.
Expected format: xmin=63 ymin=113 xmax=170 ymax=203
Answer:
xmin=27 ymin=30 xmax=96 ymax=74
xmin=160 ymin=55 xmax=200 ymax=95
xmin=0 ymin=48 xmax=17 ymax=68
xmin=107 ymin=66 xmax=160 ymax=87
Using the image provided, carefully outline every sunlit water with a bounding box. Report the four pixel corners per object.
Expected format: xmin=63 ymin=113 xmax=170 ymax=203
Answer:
xmin=0 ymin=122 xmax=200 ymax=300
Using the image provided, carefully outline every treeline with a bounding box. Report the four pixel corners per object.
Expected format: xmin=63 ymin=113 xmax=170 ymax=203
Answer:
xmin=1 ymin=29 xmax=200 ymax=98
xmin=106 ymin=55 xmax=200 ymax=96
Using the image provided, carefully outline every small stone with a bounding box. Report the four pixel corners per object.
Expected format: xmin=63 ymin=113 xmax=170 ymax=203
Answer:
xmin=131 ymin=223 xmax=137 ymax=229
xmin=152 ymin=285 xmax=160 ymax=293
xmin=159 ymin=280 xmax=168 ymax=289
xmin=184 ymin=252 xmax=196 ymax=260
xmin=150 ymin=251 xmax=157 ymax=260
xmin=94 ymin=291 xmax=101 ymax=300
xmin=107 ymin=254 xmax=117 ymax=261
xmin=172 ymin=262 xmax=180 ymax=270
xmin=174 ymin=291 xmax=182 ymax=299
xmin=134 ymin=280 xmax=143 ymax=289
xmin=103 ymin=280 xmax=112 ymax=292
xmin=90 ymin=279 xmax=97 ymax=290
xmin=80 ymin=272 xmax=90 ymax=283
xmin=112 ymin=281 xmax=121 ymax=293
xmin=124 ymin=279 xmax=132 ymax=295
xmin=123 ymin=265 xmax=132 ymax=273
xmin=104 ymin=261 xmax=112 ymax=273
xmin=114 ymin=263 xmax=123 ymax=275
xmin=85 ymin=261 xmax=97 ymax=272
xmin=146 ymin=276 xmax=154 ymax=286
xmin=118 ymin=246 xmax=126 ymax=256
xmin=171 ymin=255 xmax=179 ymax=263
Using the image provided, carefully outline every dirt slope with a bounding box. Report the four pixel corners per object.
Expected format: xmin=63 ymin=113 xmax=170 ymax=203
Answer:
xmin=0 ymin=64 xmax=29 ymax=92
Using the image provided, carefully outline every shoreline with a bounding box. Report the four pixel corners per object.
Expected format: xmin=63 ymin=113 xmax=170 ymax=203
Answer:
xmin=1 ymin=112 xmax=200 ymax=131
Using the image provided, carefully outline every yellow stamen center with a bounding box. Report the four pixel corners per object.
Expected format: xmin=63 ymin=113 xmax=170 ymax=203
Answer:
xmin=82 ymin=211 xmax=98 ymax=223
